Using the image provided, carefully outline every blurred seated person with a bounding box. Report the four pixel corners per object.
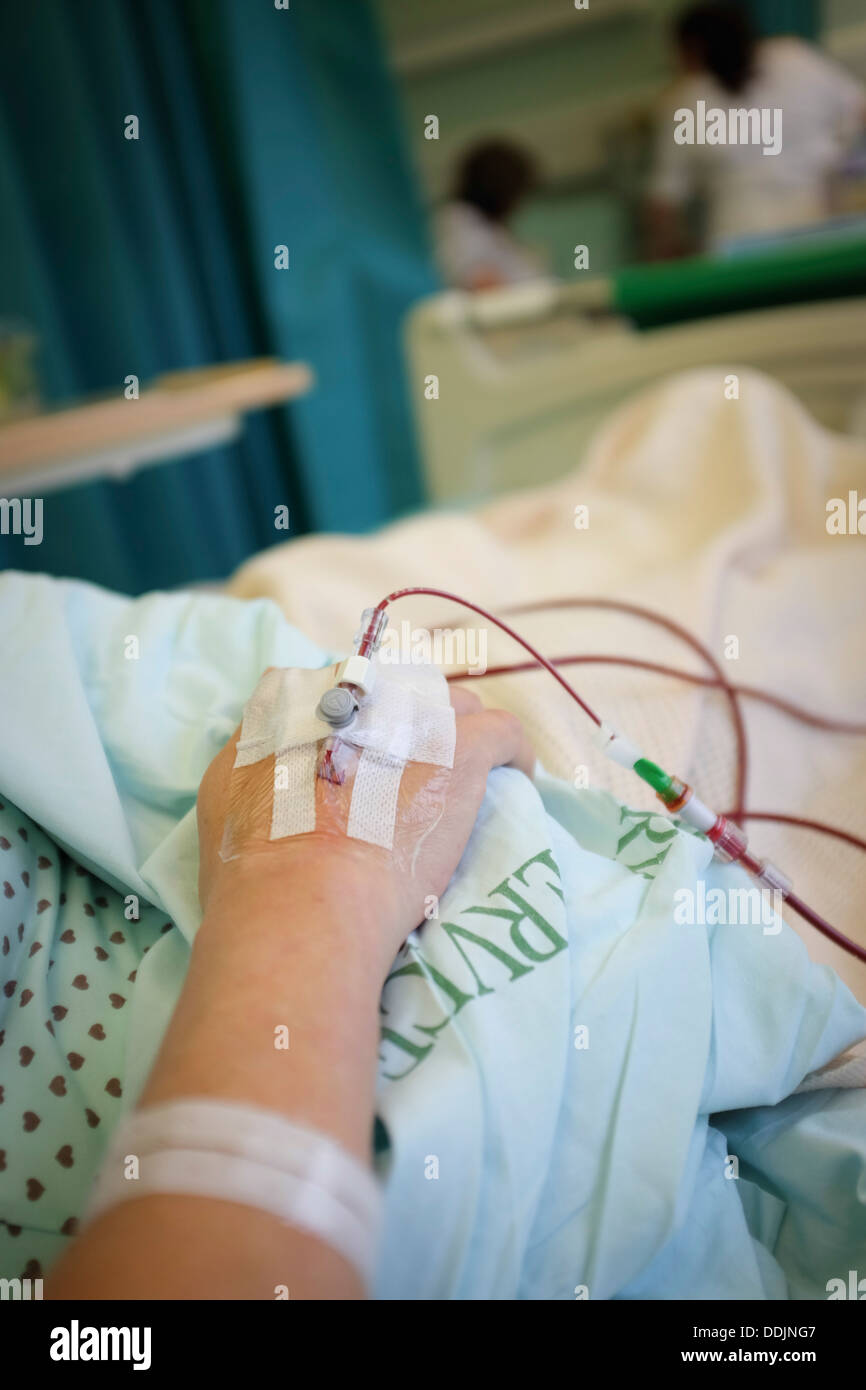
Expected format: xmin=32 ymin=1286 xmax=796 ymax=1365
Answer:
xmin=646 ymin=1 xmax=866 ymax=257
xmin=436 ymin=139 xmax=544 ymax=290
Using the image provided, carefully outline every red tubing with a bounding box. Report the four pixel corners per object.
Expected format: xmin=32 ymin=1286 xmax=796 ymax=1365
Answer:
xmin=502 ymin=597 xmax=748 ymax=821
xmin=371 ymin=588 xmax=602 ymax=727
xmin=371 ymin=588 xmax=866 ymax=965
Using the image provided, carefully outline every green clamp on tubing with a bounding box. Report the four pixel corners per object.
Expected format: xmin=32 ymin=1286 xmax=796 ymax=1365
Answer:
xmin=633 ymin=757 xmax=675 ymax=800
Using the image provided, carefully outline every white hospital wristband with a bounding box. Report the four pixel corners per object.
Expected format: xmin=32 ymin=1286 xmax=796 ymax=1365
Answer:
xmin=84 ymin=1100 xmax=383 ymax=1288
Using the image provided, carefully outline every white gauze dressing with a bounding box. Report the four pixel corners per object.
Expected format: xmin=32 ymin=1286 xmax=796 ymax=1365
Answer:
xmin=232 ymin=660 xmax=456 ymax=851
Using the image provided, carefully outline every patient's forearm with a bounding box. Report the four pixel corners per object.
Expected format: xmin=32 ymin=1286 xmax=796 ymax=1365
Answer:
xmin=47 ymin=859 xmax=390 ymax=1300
xmin=142 ymin=856 xmax=389 ymax=1159
xmin=46 ymin=692 xmax=533 ymax=1300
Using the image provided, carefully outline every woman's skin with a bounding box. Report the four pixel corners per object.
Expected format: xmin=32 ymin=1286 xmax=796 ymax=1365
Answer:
xmin=47 ymin=683 xmax=533 ymax=1300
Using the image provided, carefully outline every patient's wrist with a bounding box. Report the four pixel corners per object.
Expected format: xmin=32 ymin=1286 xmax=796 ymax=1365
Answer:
xmin=198 ymin=837 xmax=401 ymax=984
xmin=147 ymin=840 xmax=390 ymax=1159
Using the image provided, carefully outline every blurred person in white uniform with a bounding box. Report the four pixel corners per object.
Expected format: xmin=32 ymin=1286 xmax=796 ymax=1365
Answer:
xmin=436 ymin=139 xmax=544 ymax=290
xmin=646 ymin=1 xmax=866 ymax=256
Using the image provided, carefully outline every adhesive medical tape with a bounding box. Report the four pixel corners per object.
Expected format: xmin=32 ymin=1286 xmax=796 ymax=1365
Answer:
xmin=347 ymin=748 xmax=405 ymax=850
xmin=232 ymin=660 xmax=456 ymax=851
xmin=271 ymin=743 xmax=319 ymax=839
xmin=85 ymin=1100 xmax=383 ymax=1287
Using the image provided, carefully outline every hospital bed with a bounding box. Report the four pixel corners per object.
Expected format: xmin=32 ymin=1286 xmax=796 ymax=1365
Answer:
xmin=3 ymin=239 xmax=866 ymax=1301
xmin=406 ymin=233 xmax=866 ymax=503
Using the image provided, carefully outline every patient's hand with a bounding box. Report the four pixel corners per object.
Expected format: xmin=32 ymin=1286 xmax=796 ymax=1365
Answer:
xmin=196 ymin=682 xmax=534 ymax=978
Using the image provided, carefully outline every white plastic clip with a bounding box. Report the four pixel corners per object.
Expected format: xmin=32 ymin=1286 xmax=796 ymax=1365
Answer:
xmin=337 ymin=654 xmax=375 ymax=695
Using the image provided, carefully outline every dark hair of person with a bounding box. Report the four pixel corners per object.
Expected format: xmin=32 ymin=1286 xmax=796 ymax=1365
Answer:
xmin=675 ymin=2 xmax=756 ymax=94
xmin=454 ymin=140 xmax=538 ymax=222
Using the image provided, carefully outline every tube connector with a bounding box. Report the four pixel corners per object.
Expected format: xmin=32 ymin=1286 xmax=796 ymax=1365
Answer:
xmin=707 ymin=815 xmax=749 ymax=865
xmin=659 ymin=780 xmax=718 ymax=832
xmin=354 ymin=607 xmax=389 ymax=659
xmin=337 ymin=653 xmax=375 ymax=696
xmin=594 ymin=721 xmax=642 ymax=770
xmin=656 ymin=774 xmax=691 ymax=813
xmin=755 ymin=858 xmax=792 ymax=899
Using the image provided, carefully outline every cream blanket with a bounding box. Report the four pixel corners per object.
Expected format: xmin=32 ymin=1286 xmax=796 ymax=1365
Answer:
xmin=229 ymin=368 xmax=866 ymax=1001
